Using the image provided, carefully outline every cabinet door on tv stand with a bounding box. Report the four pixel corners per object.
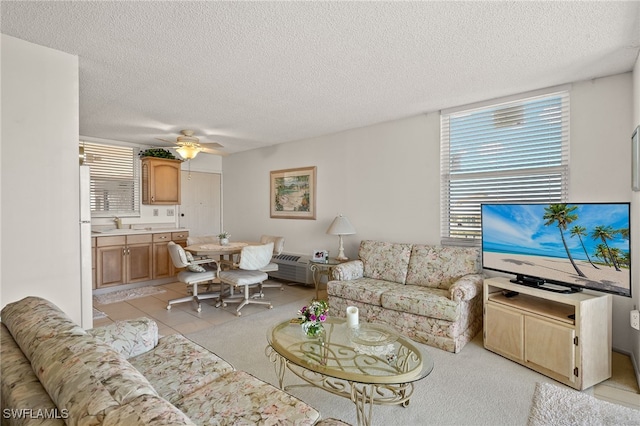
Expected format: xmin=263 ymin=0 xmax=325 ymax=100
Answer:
xmin=484 ymin=302 xmax=524 ymax=361
xmin=524 ymin=316 xmax=576 ymax=385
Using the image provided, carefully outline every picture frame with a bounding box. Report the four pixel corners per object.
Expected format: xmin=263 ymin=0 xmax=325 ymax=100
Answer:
xmin=633 ymin=126 xmax=640 ymax=192
xmin=312 ymin=250 xmax=328 ymax=262
xmin=270 ymin=166 xmax=317 ymax=219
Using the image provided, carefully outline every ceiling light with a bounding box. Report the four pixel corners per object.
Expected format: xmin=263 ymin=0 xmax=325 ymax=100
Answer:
xmin=176 ymin=145 xmax=200 ymax=160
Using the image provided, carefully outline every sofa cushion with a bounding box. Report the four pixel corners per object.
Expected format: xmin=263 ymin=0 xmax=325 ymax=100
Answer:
xmin=327 ymin=278 xmax=399 ymax=306
xmin=130 ymin=334 xmax=235 ymax=405
xmin=0 ymin=324 xmax=66 ymax=426
xmin=175 ymin=370 xmax=320 ymax=425
xmin=380 ymin=285 xmax=461 ymax=321
xmin=359 ymin=240 xmax=412 ymax=284
xmin=405 ymin=245 xmax=480 ymax=289
xmin=102 ymin=394 xmax=195 ymax=425
xmin=88 ymin=317 xmax=158 ymax=359
xmin=1 ymin=297 xmax=159 ymax=425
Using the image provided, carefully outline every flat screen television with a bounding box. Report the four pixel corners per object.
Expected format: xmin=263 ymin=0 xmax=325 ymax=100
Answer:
xmin=481 ymin=202 xmax=631 ymax=297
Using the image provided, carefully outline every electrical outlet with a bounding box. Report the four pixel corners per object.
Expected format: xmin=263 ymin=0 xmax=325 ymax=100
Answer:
xmin=153 ymin=209 xmax=159 ymax=217
xmin=631 ymin=310 xmax=640 ymax=331
xmin=167 ymin=208 xmax=174 ymax=216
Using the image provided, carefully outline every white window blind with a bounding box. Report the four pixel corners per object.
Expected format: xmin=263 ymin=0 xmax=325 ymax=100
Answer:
xmin=81 ymin=142 xmax=140 ymax=217
xmin=440 ymin=90 xmax=569 ymax=244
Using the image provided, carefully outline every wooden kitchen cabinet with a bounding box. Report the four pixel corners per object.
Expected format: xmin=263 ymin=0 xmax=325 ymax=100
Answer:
xmin=141 ymin=157 xmax=182 ymax=205
xmin=96 ymin=234 xmax=153 ymax=288
xmin=91 ymin=237 xmax=97 ymax=289
xmin=483 ymin=277 xmax=611 ymax=390
xmin=152 ymin=231 xmax=189 ymax=279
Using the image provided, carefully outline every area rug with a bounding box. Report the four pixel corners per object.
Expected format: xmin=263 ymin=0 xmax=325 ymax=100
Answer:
xmin=92 ymin=308 xmax=107 ymax=320
xmin=93 ymin=285 xmax=166 ymax=305
xmin=528 ymin=382 xmax=640 ymax=426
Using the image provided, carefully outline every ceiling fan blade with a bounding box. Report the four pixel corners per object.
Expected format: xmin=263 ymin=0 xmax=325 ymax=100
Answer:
xmin=200 ymin=147 xmax=228 ymax=156
xmin=155 ymin=137 xmax=175 ymax=144
xmin=200 ymin=142 xmax=224 ymax=149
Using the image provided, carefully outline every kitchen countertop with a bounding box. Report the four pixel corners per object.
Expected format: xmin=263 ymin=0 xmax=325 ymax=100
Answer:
xmin=91 ymin=228 xmax=188 ymax=236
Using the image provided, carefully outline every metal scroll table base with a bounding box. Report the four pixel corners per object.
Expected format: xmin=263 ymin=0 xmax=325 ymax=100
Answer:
xmin=265 ymin=346 xmax=413 ymax=426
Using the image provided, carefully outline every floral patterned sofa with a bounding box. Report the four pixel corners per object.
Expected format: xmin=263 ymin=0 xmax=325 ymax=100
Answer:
xmin=0 ymin=297 xmax=347 ymax=425
xmin=327 ymin=240 xmax=484 ymax=353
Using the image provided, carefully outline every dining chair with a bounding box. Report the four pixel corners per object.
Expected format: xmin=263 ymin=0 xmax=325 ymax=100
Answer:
xmin=166 ymin=241 xmax=220 ymax=313
xmin=219 ymin=242 xmax=274 ymax=316
xmin=256 ymin=235 xmax=285 ymax=296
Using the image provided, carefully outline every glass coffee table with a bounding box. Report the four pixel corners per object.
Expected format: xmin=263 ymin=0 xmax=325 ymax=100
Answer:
xmin=266 ymin=317 xmax=433 ymax=426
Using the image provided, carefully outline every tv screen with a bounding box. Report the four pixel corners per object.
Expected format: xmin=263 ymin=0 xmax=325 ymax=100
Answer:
xmin=481 ymin=202 xmax=631 ymax=297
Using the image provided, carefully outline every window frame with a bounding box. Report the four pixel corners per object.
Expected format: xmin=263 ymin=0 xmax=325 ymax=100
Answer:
xmin=440 ymin=86 xmax=570 ymax=246
xmin=80 ymin=141 xmax=141 ymax=218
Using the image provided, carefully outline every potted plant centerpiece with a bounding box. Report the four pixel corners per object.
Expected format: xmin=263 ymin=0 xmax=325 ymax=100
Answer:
xmin=217 ymin=231 xmax=230 ymax=246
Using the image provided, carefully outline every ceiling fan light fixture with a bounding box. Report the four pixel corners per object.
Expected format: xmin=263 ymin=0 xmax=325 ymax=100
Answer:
xmin=176 ymin=144 xmax=200 ymax=160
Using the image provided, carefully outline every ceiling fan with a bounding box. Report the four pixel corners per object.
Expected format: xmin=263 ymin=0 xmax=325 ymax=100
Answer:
xmin=155 ymin=129 xmax=227 ymax=159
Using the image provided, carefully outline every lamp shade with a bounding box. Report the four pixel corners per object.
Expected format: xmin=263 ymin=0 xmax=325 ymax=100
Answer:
xmin=176 ymin=145 xmax=200 ymax=160
xmin=326 ymin=214 xmax=356 ymax=235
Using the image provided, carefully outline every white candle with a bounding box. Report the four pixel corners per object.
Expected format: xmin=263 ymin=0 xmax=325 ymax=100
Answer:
xmin=346 ymin=306 xmax=359 ymax=328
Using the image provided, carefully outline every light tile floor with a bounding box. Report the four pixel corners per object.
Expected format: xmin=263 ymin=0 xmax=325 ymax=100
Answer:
xmin=93 ymin=280 xmax=639 ymax=409
xmin=93 ymin=280 xmax=322 ymax=336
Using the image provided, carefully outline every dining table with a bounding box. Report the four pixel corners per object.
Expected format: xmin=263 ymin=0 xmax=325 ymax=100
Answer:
xmin=183 ymin=241 xmax=259 ymax=263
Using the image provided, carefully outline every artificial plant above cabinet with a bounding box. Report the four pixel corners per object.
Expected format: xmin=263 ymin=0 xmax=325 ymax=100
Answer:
xmin=141 ymin=157 xmax=182 ymax=205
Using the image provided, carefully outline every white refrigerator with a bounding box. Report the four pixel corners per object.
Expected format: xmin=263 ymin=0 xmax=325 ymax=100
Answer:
xmin=79 ymin=166 xmax=93 ymax=328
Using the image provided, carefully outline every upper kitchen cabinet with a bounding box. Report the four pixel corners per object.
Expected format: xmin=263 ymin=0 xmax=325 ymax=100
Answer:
xmin=141 ymin=157 xmax=182 ymax=204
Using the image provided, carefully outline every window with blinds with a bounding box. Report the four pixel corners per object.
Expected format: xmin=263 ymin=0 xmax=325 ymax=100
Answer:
xmin=81 ymin=142 xmax=140 ymax=217
xmin=440 ymin=90 xmax=569 ymax=244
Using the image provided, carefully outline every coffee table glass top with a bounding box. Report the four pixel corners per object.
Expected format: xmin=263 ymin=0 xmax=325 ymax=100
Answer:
xmin=267 ymin=317 xmax=433 ymax=384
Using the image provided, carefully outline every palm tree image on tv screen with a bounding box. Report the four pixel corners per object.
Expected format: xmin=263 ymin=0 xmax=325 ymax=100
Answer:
xmin=481 ymin=203 xmax=631 ymax=297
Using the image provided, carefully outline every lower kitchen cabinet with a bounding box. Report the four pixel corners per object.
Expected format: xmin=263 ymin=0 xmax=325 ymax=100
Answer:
xmin=152 ymin=231 xmax=189 ymax=279
xmin=96 ymin=234 xmax=153 ymax=288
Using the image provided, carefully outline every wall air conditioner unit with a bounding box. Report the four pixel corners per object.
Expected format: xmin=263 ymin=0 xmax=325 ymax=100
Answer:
xmin=268 ymin=253 xmax=313 ymax=285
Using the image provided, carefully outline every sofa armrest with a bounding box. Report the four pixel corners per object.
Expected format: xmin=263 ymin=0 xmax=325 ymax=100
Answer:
xmin=88 ymin=317 xmax=158 ymax=359
xmin=449 ymin=274 xmax=485 ymax=302
xmin=331 ymin=260 xmax=364 ymax=281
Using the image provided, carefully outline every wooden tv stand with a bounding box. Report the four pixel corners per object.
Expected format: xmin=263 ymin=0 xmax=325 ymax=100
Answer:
xmin=483 ymin=277 xmax=612 ymax=390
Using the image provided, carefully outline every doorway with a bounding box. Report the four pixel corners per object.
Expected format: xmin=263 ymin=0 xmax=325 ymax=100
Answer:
xmin=178 ymin=171 xmax=222 ymax=237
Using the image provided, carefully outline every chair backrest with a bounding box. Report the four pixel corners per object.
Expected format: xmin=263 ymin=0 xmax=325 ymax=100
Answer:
xmin=259 ymin=235 xmax=285 ymax=256
xmin=168 ymin=241 xmax=190 ymax=268
xmin=187 ymin=235 xmax=219 ymax=246
xmin=238 ymin=242 xmax=274 ymax=271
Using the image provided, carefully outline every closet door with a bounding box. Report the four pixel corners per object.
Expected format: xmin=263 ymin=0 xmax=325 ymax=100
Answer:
xmin=179 ymin=171 xmax=222 ymax=237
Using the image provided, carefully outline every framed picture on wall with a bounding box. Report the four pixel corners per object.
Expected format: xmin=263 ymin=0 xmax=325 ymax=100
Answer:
xmin=633 ymin=126 xmax=640 ymax=192
xmin=270 ymin=166 xmax=317 ymax=219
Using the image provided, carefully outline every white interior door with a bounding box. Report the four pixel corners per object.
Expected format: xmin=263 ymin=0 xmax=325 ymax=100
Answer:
xmin=178 ymin=171 xmax=222 ymax=237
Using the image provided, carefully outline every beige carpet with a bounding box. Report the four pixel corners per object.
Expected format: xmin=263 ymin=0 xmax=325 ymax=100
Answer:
xmin=528 ymin=382 xmax=640 ymax=426
xmin=93 ymin=285 xmax=166 ymax=305
xmin=186 ymin=295 xmax=549 ymax=425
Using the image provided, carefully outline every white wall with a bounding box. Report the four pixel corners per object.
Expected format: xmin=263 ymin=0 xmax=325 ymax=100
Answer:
xmin=570 ymin=73 xmax=635 ymax=354
xmin=631 ymin=53 xmax=640 ymax=380
xmin=223 ymin=73 xmax=637 ymax=353
xmin=1 ymin=35 xmax=84 ymax=323
xmin=223 ymin=113 xmax=440 ymax=258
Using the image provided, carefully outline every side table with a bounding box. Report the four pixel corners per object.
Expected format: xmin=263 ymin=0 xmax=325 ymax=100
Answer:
xmin=309 ymin=258 xmax=344 ymax=300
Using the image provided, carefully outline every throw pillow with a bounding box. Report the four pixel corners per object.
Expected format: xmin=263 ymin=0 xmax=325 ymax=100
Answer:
xmin=187 ymin=263 xmax=206 ymax=273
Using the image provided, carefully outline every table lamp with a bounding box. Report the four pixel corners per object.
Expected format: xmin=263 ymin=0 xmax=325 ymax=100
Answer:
xmin=326 ymin=214 xmax=356 ymax=261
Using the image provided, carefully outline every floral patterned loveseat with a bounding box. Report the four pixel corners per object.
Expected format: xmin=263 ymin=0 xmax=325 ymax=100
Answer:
xmin=0 ymin=297 xmax=346 ymax=425
xmin=327 ymin=240 xmax=483 ymax=353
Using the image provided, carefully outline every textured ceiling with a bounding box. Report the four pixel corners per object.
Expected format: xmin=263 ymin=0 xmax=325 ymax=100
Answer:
xmin=2 ymin=1 xmax=640 ymax=154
